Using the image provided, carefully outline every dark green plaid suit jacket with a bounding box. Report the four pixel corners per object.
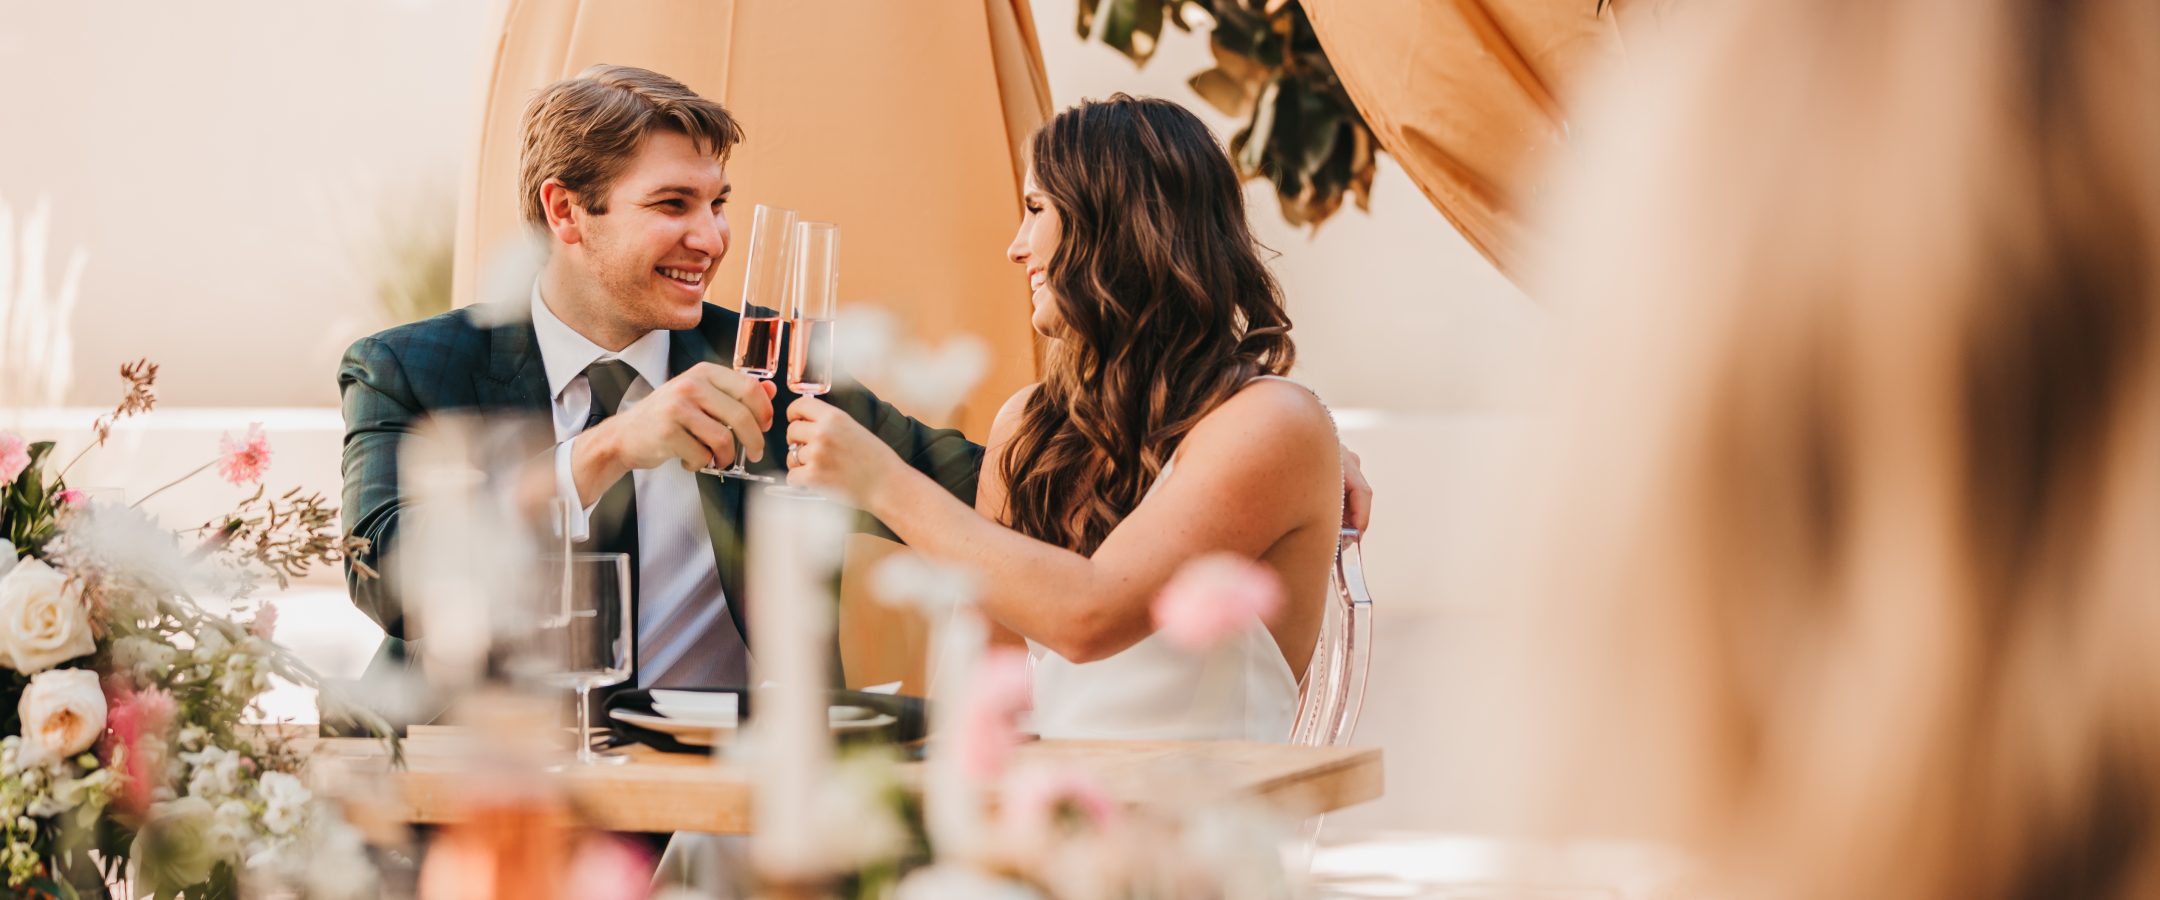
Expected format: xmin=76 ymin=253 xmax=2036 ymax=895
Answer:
xmin=337 ymin=302 xmax=983 ymax=709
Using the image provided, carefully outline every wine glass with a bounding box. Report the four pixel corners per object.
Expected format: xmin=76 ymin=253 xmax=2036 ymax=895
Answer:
xmin=769 ymin=221 xmax=839 ymax=500
xmin=700 ymin=202 xmax=796 ymax=483
xmin=528 ymin=551 xmax=634 ymax=766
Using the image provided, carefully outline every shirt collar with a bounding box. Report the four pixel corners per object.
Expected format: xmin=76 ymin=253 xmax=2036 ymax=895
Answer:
xmin=530 ymin=280 xmax=673 ymax=401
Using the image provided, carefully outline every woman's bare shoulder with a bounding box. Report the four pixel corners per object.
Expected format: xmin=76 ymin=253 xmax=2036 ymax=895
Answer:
xmin=988 ymin=383 xmax=1042 ymax=446
xmin=1182 ymin=377 xmax=1338 ymax=463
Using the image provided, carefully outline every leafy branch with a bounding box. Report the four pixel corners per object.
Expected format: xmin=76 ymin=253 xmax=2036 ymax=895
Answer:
xmin=1082 ymin=0 xmax=1380 ymax=230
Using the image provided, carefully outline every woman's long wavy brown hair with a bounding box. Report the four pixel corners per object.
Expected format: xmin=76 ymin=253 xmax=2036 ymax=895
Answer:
xmin=1000 ymin=95 xmax=1294 ymax=555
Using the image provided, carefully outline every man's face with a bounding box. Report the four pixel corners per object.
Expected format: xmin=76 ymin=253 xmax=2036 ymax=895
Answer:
xmin=572 ymin=130 xmax=733 ymax=333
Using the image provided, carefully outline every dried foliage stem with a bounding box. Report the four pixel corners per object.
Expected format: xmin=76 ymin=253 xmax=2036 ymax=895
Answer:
xmin=56 ymin=358 xmax=158 ymax=479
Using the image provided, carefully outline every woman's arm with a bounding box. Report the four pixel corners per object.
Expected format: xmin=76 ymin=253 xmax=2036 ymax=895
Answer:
xmin=786 ymin=381 xmax=1338 ymax=663
xmin=972 ymin=387 xmax=1034 ymax=650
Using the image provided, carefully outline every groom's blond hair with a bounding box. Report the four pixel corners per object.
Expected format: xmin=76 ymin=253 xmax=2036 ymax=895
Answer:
xmin=518 ymin=64 xmax=743 ymax=230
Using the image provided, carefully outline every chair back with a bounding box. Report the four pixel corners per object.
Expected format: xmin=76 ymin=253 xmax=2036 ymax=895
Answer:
xmin=1290 ymin=528 xmax=1375 ymax=746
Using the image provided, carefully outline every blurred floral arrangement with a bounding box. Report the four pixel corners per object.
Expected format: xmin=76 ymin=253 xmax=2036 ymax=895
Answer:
xmin=663 ymin=551 xmax=1297 ymax=900
xmin=0 ymin=361 xmax=396 ymax=898
xmin=1081 ymin=0 xmax=1380 ymax=230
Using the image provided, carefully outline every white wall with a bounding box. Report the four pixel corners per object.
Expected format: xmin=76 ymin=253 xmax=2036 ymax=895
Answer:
xmin=0 ymin=0 xmax=488 ymax=408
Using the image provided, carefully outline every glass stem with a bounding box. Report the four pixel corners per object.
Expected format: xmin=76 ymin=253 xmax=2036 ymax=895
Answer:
xmin=575 ymin=686 xmax=593 ymax=764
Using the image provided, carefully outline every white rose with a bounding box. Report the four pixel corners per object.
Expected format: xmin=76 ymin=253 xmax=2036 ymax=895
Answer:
xmin=0 ymin=558 xmax=96 ymax=674
xmin=18 ymin=668 xmax=107 ymax=760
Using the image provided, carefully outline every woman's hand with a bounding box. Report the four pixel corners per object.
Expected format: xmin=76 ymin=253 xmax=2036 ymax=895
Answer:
xmin=784 ymin=397 xmax=908 ymax=506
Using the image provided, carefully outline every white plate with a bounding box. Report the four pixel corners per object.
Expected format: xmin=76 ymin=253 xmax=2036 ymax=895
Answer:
xmin=649 ymin=690 xmax=741 ymax=720
xmin=609 ymin=707 xmax=898 ymax=747
xmin=610 ymin=709 xmax=735 ymax=747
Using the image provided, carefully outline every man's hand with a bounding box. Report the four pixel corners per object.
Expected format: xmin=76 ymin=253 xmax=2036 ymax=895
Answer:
xmin=1341 ymin=444 xmax=1373 ymax=534
xmin=570 ymin=362 xmax=776 ymax=502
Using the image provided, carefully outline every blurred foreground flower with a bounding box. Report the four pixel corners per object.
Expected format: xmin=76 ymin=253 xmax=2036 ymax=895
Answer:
xmin=1151 ymin=553 xmax=1284 ymax=652
xmin=960 ymin=647 xmax=1034 ymax=782
xmin=0 ymin=436 xmax=27 ymax=486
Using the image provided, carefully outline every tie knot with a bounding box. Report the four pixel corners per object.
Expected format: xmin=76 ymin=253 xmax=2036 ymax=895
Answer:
xmin=584 ymin=359 xmax=640 ymax=422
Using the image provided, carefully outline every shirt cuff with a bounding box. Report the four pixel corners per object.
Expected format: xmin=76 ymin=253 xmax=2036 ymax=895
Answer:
xmin=553 ymin=436 xmax=599 ymax=542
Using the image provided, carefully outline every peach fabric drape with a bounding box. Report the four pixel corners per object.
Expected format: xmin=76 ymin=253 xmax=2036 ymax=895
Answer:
xmin=1300 ymin=0 xmax=1621 ymax=281
xmin=452 ymin=0 xmax=1052 ymax=438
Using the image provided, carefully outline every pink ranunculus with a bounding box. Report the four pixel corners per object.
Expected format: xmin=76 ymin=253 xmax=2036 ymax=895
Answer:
xmin=54 ymin=489 xmax=86 ymax=508
xmin=216 ymin=423 xmax=272 ymax=485
xmin=0 ymin=433 xmax=28 ymax=485
xmin=561 ymin=835 xmax=654 ymax=900
xmin=103 ymin=683 xmax=178 ymax=817
xmin=249 ymin=603 xmax=278 ymax=641
xmin=959 ymin=647 xmax=1034 ymax=782
xmin=1151 ymin=553 xmax=1285 ymax=653
xmin=1000 ymin=764 xmax=1119 ymax=840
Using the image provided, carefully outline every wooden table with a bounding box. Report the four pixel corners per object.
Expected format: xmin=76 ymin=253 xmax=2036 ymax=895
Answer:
xmin=302 ymin=728 xmax=1383 ymax=834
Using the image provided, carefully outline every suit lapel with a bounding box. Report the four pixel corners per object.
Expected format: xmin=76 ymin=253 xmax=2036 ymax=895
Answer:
xmin=670 ymin=323 xmax=753 ymax=646
xmin=476 ymin=312 xmax=552 ymax=411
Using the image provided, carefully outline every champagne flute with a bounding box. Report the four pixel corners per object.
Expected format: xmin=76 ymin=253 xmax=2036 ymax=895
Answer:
xmin=768 ymin=221 xmax=839 ymax=499
xmin=700 ymin=202 xmax=796 ymax=482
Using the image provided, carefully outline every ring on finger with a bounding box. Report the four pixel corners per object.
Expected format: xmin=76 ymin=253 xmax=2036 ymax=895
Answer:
xmin=787 ymin=444 xmax=802 ymax=468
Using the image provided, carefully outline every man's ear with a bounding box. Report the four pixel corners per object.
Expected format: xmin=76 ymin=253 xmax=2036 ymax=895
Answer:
xmin=540 ymin=180 xmax=585 ymax=246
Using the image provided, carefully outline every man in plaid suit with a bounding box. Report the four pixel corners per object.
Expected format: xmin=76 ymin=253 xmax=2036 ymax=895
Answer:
xmin=337 ymin=66 xmax=980 ymax=719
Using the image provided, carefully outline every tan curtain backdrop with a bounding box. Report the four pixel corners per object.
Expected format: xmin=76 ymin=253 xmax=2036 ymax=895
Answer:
xmin=1300 ymin=0 xmax=1621 ymax=281
xmin=452 ymin=0 xmax=1051 ymax=439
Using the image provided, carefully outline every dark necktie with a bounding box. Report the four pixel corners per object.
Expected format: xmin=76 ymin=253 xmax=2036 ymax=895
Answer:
xmin=576 ymin=360 xmax=641 ymax=683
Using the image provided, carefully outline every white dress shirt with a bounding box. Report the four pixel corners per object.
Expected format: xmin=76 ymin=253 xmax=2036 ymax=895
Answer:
xmin=535 ymin=284 xmax=749 ymax=687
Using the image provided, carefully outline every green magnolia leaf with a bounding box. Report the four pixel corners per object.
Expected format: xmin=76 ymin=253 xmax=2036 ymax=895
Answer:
xmin=1131 ymin=0 xmax=1167 ymax=63
xmin=1240 ymin=79 xmax=1282 ymax=173
xmin=1283 ymin=80 xmax=1346 ymax=178
xmin=1188 ymin=67 xmax=1255 ymax=118
xmin=1100 ymin=0 xmax=1168 ymax=63
xmin=1088 ymin=0 xmax=1385 ymax=231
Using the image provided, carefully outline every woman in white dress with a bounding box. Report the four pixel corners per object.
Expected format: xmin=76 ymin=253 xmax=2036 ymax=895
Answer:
xmin=782 ymin=94 xmax=1342 ymax=742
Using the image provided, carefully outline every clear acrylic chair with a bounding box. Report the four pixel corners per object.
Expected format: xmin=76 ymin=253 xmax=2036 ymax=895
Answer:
xmin=1291 ymin=528 xmax=1374 ymax=747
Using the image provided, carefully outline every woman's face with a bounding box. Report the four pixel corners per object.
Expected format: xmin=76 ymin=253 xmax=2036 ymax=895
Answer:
xmin=1008 ymin=170 xmax=1066 ymax=338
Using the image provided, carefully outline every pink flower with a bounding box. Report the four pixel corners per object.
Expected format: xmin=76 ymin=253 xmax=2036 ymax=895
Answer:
xmin=216 ymin=423 xmax=272 ymax=485
xmin=959 ymin=647 xmax=1034 ymax=782
xmin=103 ymin=683 xmax=178 ymax=817
xmin=0 ymin=433 xmax=28 ymax=485
xmin=249 ymin=603 xmax=278 ymax=641
xmin=1151 ymin=553 xmax=1285 ymax=653
xmin=1000 ymin=764 xmax=1118 ymax=839
xmin=54 ymin=489 xmax=86 ymax=508
xmin=562 ymin=835 xmax=653 ymax=900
